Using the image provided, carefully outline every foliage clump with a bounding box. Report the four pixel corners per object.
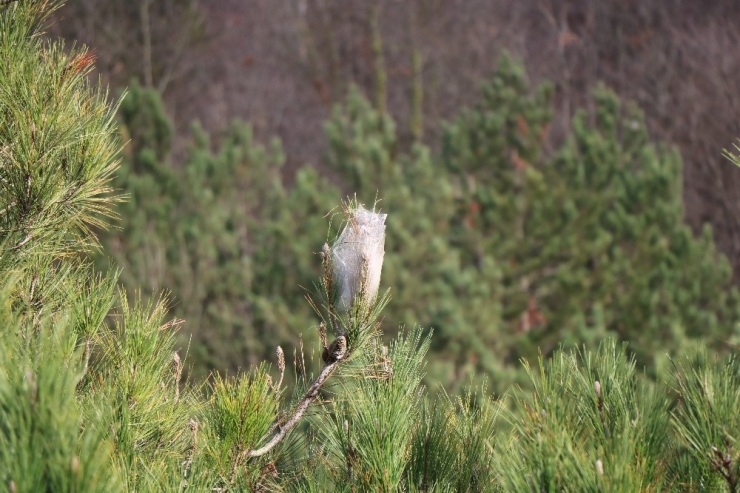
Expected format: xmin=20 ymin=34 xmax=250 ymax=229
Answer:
xmin=441 ymin=56 xmax=740 ymax=378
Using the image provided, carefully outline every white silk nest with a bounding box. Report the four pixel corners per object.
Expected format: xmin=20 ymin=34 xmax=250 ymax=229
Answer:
xmin=331 ymin=205 xmax=386 ymax=312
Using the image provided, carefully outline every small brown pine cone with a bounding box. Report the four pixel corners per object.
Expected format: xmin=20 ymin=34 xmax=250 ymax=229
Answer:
xmin=322 ymin=335 xmax=347 ymax=364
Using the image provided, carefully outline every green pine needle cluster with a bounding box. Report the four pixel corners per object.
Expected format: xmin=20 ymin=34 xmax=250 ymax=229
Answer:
xmin=498 ymin=341 xmax=671 ymax=491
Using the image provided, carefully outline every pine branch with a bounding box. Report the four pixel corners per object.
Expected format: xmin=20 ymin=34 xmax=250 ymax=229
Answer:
xmin=711 ymin=441 xmax=738 ymax=493
xmin=247 ymin=358 xmax=341 ymax=458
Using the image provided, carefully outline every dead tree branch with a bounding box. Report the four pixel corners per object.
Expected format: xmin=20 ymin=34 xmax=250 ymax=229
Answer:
xmin=247 ymin=358 xmax=340 ymax=458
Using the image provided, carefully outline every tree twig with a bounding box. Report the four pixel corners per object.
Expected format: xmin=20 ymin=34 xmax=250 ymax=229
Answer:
xmin=140 ymin=0 xmax=153 ymax=88
xmin=247 ymin=359 xmax=340 ymax=458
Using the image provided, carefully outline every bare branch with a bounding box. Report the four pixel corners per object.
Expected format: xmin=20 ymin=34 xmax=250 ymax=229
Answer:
xmin=12 ymin=233 xmax=32 ymax=250
xmin=248 ymin=358 xmax=341 ymax=458
xmin=140 ymin=0 xmax=153 ymax=88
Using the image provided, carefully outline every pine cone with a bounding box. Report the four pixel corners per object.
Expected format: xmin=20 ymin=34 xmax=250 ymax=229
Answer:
xmin=322 ymin=335 xmax=347 ymax=364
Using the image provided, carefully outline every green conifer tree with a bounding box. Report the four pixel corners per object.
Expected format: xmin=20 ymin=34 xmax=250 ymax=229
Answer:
xmin=322 ymin=87 xmax=509 ymax=390
xmin=0 ymin=3 xmax=229 ymax=489
xmin=442 ymin=55 xmax=740 ymax=375
xmin=99 ymin=83 xmax=336 ymax=371
xmin=1 ymin=1 xmax=129 ymax=489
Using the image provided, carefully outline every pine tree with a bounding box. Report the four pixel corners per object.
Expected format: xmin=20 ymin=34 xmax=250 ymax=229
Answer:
xmin=322 ymin=87 xmax=509 ymax=390
xmin=0 ymin=1 xmax=125 ymax=489
xmin=0 ymin=3 xmax=239 ymax=490
xmin=442 ymin=54 xmax=740 ymax=375
xmin=99 ymin=82 xmax=335 ymax=372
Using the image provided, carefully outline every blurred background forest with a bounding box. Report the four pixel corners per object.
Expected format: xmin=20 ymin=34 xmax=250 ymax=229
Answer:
xmin=48 ymin=0 xmax=740 ymax=390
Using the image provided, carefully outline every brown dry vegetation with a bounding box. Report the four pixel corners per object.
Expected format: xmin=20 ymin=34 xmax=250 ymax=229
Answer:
xmin=51 ymin=0 xmax=740 ymax=277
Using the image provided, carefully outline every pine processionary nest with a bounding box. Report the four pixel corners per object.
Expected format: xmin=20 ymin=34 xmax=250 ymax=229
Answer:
xmin=331 ymin=205 xmax=386 ymax=312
